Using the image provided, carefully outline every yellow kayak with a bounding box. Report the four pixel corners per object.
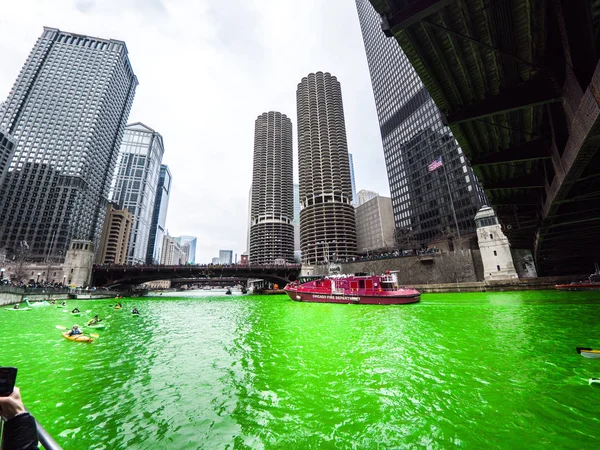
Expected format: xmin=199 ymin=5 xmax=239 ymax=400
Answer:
xmin=62 ymin=332 xmax=93 ymax=343
xmin=114 ymin=306 xmax=122 ymax=310
xmin=577 ymin=347 xmax=600 ymax=359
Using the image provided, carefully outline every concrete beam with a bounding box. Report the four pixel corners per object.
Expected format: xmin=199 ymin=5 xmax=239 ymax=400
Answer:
xmin=485 ymin=173 xmax=545 ymax=190
xmin=380 ymin=0 xmax=456 ymax=35
xmin=445 ymin=73 xmax=561 ymax=125
xmin=471 ymin=139 xmax=550 ymax=167
xmin=492 ymin=193 xmax=542 ymax=206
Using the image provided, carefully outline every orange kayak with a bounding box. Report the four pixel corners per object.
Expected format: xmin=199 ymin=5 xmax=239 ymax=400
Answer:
xmin=62 ymin=332 xmax=93 ymax=343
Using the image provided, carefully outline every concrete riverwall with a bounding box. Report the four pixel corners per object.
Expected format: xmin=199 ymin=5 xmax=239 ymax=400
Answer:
xmin=312 ymin=250 xmax=483 ymax=284
xmin=309 ymin=252 xmax=582 ymax=292
xmin=413 ymin=276 xmax=580 ymax=293
xmin=0 ymin=289 xmax=118 ymax=306
xmin=0 ymin=292 xmax=71 ymax=307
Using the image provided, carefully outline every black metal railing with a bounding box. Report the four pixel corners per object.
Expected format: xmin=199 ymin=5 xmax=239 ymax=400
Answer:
xmin=36 ymin=420 xmax=63 ymax=450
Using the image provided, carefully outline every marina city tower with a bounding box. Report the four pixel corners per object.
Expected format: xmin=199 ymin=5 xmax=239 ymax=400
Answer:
xmin=297 ymin=72 xmax=357 ymax=265
xmin=0 ymin=27 xmax=137 ymax=261
xmin=249 ymin=111 xmax=295 ymax=264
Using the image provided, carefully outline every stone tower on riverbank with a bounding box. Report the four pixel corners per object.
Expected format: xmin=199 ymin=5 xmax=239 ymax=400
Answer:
xmin=249 ymin=112 xmax=295 ymax=264
xmin=475 ymin=206 xmax=518 ymax=281
xmin=297 ymin=72 xmax=357 ymax=265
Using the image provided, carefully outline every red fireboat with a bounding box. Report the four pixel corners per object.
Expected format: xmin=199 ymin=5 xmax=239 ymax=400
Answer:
xmin=555 ymin=264 xmax=600 ymax=291
xmin=284 ymin=272 xmax=420 ymax=305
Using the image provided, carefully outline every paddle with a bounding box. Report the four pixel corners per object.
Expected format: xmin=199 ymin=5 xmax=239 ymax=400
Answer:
xmin=55 ymin=325 xmax=99 ymax=338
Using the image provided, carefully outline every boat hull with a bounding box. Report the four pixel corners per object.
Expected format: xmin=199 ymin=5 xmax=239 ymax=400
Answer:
xmin=284 ymin=289 xmax=420 ymax=305
xmin=581 ymin=351 xmax=600 ymax=359
xmin=62 ymin=332 xmax=93 ymax=343
xmin=555 ymin=283 xmax=600 ymax=291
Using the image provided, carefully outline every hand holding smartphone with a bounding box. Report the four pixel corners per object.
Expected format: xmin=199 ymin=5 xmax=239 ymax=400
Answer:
xmin=0 ymin=367 xmax=17 ymax=397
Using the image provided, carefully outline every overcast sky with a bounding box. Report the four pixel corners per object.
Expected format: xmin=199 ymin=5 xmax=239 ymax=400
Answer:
xmin=0 ymin=0 xmax=390 ymax=263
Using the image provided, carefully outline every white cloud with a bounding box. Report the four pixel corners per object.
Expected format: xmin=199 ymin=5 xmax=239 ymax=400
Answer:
xmin=0 ymin=0 xmax=390 ymax=263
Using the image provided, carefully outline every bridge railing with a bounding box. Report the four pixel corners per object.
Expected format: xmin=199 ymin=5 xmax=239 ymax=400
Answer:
xmin=93 ymin=263 xmax=302 ymax=270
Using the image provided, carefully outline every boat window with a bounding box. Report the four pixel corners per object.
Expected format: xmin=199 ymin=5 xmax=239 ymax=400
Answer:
xmin=350 ymin=281 xmax=359 ymax=290
xmin=381 ymin=282 xmax=395 ymax=290
xmin=358 ymin=280 xmax=365 ymax=289
xmin=365 ymin=280 xmax=373 ymax=290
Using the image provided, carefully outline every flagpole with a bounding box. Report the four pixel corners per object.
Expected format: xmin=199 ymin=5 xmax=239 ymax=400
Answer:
xmin=441 ymin=155 xmax=461 ymax=240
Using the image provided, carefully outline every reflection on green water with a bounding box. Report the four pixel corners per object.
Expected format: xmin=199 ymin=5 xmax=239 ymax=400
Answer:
xmin=1 ymin=290 xmax=599 ymax=449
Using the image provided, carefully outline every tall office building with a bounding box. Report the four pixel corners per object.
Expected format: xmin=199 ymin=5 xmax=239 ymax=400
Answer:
xmin=293 ymin=183 xmax=301 ymax=252
xmin=246 ymin=185 xmax=252 ymax=255
xmin=249 ymin=111 xmax=294 ymax=264
xmin=355 ymin=1 xmax=485 ymax=244
xmin=349 ymin=153 xmax=358 ymax=206
xmin=110 ymin=123 xmax=164 ymax=264
xmin=355 ymin=195 xmax=395 ymax=251
xmin=146 ymin=164 xmax=171 ymax=264
xmin=161 ymin=233 xmax=183 ymax=265
xmin=0 ymin=27 xmax=137 ymax=261
xmin=297 ymin=72 xmax=357 ymax=265
xmin=96 ymin=202 xmax=133 ymax=265
xmin=175 ymin=236 xmax=197 ymax=263
xmin=357 ymin=189 xmax=378 ymax=206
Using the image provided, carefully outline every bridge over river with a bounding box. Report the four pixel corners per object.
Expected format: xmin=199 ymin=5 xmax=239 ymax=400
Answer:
xmin=92 ymin=264 xmax=301 ymax=288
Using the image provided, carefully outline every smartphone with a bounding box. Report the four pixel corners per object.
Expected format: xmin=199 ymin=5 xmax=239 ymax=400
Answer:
xmin=0 ymin=367 xmax=17 ymax=397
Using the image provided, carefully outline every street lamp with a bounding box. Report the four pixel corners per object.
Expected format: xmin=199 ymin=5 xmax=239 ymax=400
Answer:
xmin=363 ymin=248 xmax=369 ymax=258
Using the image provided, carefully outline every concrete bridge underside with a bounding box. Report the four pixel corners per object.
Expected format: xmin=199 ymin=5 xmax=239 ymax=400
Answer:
xmin=92 ymin=265 xmax=300 ymax=288
xmin=169 ymin=278 xmax=247 ymax=288
xmin=370 ymin=0 xmax=600 ymax=275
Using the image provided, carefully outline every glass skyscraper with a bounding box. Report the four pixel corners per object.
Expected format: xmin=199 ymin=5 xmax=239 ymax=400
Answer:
xmin=355 ymin=1 xmax=485 ymax=244
xmin=147 ymin=164 xmax=171 ymax=264
xmin=349 ymin=153 xmax=358 ymax=206
xmin=175 ymin=236 xmax=197 ymax=264
xmin=219 ymin=250 xmax=233 ymax=265
xmin=110 ymin=123 xmax=164 ymax=264
xmin=0 ymin=27 xmax=137 ymax=260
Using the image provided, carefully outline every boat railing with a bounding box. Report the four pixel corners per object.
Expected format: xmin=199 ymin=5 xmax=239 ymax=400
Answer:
xmin=1 ymin=418 xmax=63 ymax=449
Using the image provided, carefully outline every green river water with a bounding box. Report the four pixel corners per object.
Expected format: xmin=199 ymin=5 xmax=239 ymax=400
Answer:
xmin=1 ymin=290 xmax=599 ymax=449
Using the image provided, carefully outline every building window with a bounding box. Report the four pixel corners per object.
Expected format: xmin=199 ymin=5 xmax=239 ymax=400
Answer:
xmin=493 ymin=251 xmax=497 ymax=256
xmin=497 ymin=265 xmax=501 ymax=271
xmin=489 ymin=233 xmax=493 ymax=240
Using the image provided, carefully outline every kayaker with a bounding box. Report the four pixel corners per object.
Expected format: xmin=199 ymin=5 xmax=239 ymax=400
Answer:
xmin=13 ymin=304 xmax=19 ymax=310
xmin=50 ymin=300 xmax=56 ymax=305
xmin=72 ymin=307 xmax=80 ymax=314
xmin=132 ymin=308 xmax=139 ymax=315
xmin=61 ymin=301 xmax=66 ymax=306
xmin=0 ymin=386 xmax=39 ymax=450
xmin=69 ymin=325 xmax=82 ymax=336
xmin=87 ymin=315 xmax=100 ymax=325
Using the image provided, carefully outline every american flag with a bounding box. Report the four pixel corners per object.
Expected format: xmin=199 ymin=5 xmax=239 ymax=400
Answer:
xmin=428 ymin=156 xmax=443 ymax=172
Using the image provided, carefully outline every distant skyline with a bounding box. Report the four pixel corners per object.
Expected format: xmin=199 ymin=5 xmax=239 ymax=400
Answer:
xmin=0 ymin=0 xmax=390 ymax=263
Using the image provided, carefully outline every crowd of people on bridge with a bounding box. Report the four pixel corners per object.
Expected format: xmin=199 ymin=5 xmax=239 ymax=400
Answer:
xmin=321 ymin=247 xmax=440 ymax=265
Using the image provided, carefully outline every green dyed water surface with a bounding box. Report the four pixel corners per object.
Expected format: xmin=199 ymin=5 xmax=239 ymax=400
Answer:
xmin=1 ymin=290 xmax=600 ymax=449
